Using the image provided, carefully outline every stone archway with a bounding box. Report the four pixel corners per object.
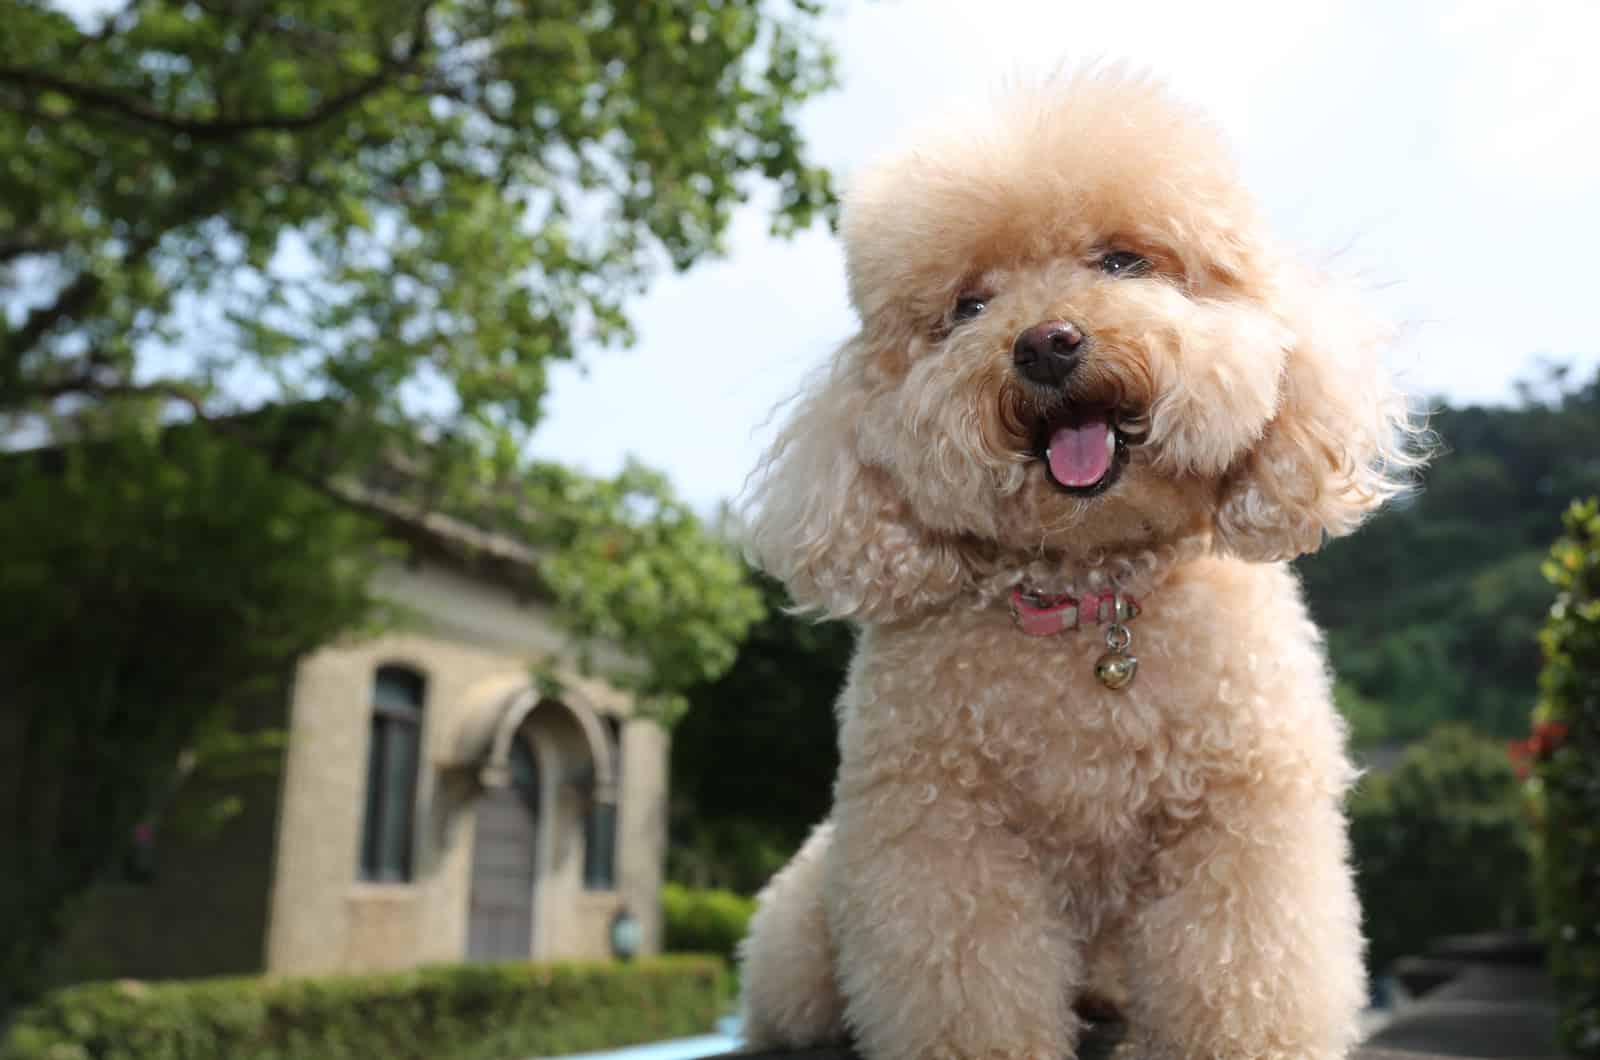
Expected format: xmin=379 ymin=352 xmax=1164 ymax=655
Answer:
xmin=452 ymin=676 xmax=620 ymax=962
xmin=463 ymin=682 xmax=617 ymax=802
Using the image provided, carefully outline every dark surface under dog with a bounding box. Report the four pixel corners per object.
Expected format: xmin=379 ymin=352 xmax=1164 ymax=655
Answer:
xmin=715 ymin=1049 xmax=1528 ymax=1060
xmin=712 ymin=1012 xmax=1556 ymax=1060
xmin=714 ymin=1038 xmax=1436 ymax=1060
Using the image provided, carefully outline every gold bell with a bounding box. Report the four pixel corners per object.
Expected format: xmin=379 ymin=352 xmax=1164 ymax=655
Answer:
xmin=1094 ymin=623 xmax=1138 ymax=690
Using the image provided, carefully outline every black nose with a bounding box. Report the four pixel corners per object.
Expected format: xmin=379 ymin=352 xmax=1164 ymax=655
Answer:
xmin=1012 ymin=320 xmax=1085 ymax=386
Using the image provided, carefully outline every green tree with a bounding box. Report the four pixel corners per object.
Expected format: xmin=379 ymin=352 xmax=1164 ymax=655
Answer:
xmin=1348 ymin=725 xmax=1535 ymax=976
xmin=0 ymin=429 xmax=379 ymax=1010
xmin=670 ymin=570 xmax=853 ymax=893
xmin=0 ymin=0 xmax=837 ymax=1010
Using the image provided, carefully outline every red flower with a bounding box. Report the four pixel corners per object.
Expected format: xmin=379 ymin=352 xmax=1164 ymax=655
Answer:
xmin=1509 ymin=721 xmax=1571 ymax=778
xmin=1530 ymin=720 xmax=1571 ymax=760
xmin=1507 ymin=738 xmax=1535 ymax=780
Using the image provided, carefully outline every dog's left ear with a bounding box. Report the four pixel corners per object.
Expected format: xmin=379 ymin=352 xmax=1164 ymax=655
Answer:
xmin=1214 ymin=276 xmax=1419 ymax=562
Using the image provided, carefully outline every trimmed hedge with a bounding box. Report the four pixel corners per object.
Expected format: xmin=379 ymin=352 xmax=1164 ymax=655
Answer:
xmin=661 ymin=884 xmax=755 ymax=963
xmin=1 ymin=956 xmax=724 ymax=1060
xmin=1535 ymin=498 xmax=1600 ymax=1057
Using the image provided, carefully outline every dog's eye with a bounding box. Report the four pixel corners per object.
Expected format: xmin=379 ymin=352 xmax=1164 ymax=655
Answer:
xmin=1097 ymin=251 xmax=1151 ymax=277
xmin=951 ymin=295 xmax=988 ymax=324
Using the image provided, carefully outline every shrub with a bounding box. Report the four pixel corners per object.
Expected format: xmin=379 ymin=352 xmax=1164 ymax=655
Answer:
xmin=1534 ymin=498 xmax=1600 ymax=1057
xmin=667 ymin=818 xmax=794 ymax=896
xmin=1348 ymin=724 xmax=1534 ymax=976
xmin=0 ymin=956 xmax=723 ymax=1060
xmin=661 ymin=883 xmax=755 ymax=963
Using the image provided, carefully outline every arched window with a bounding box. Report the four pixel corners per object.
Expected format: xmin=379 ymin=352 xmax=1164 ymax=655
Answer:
xmin=359 ymin=665 xmax=425 ymax=882
xmin=583 ymin=716 xmax=623 ymax=891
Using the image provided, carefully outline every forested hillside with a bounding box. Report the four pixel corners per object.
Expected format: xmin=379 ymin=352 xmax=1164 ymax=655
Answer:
xmin=1301 ymin=365 xmax=1600 ymax=745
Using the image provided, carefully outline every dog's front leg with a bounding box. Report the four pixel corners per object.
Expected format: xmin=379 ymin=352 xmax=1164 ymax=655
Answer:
xmin=826 ymin=783 xmax=1084 ymax=1060
xmin=740 ymin=823 xmax=848 ymax=1049
xmin=1124 ymin=792 xmax=1366 ymax=1060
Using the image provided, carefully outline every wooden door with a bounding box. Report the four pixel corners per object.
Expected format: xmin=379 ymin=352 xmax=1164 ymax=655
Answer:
xmin=467 ymin=738 xmax=539 ymax=961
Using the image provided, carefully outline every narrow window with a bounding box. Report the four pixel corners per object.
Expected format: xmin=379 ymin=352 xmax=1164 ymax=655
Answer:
xmin=583 ymin=716 xmax=624 ymax=890
xmin=360 ymin=665 xmax=425 ymax=882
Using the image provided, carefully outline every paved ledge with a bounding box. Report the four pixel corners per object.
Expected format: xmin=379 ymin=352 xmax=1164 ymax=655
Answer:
xmin=710 ymin=933 xmax=1566 ymax=1060
xmin=702 ymin=1021 xmax=1468 ymax=1060
xmin=721 ymin=1053 xmax=1477 ymax=1060
xmin=716 ymin=1045 xmax=1510 ymax=1060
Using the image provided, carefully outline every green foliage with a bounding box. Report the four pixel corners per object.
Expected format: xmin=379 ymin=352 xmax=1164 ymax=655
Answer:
xmin=1347 ymin=725 xmax=1535 ymax=975
xmin=669 ymin=818 xmax=795 ymax=898
xmin=1301 ymin=366 xmax=1600 ymax=742
xmin=661 ymin=884 xmax=756 ymax=963
xmin=1333 ymin=681 xmax=1390 ymax=749
xmin=0 ymin=956 xmax=725 ymax=1060
xmin=0 ymin=430 xmax=378 ymax=1012
xmin=1533 ymin=498 xmax=1600 ymax=1056
xmin=505 ymin=462 xmax=765 ymax=724
xmin=670 ymin=570 xmax=853 ymax=891
xmin=43 ymin=742 xmax=284 ymax=992
xmin=1 ymin=0 xmax=836 ymax=425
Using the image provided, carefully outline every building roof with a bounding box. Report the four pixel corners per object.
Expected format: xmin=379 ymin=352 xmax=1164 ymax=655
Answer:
xmin=2 ymin=400 xmax=553 ymax=600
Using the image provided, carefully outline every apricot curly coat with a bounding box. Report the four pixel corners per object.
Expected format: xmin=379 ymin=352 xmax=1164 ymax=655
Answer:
xmin=737 ymin=70 xmax=1417 ymax=1060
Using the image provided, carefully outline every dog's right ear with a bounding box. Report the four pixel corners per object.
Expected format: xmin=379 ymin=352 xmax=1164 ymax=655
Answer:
xmin=742 ymin=339 xmax=970 ymax=623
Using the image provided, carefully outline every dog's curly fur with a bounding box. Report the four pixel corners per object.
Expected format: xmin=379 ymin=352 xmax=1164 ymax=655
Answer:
xmin=735 ymin=69 xmax=1420 ymax=1060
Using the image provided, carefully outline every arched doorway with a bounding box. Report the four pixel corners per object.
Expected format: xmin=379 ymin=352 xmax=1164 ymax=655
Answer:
xmin=467 ymin=732 xmax=539 ymax=960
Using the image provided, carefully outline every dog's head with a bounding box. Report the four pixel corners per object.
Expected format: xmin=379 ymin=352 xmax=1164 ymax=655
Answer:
xmin=746 ymin=70 xmax=1417 ymax=621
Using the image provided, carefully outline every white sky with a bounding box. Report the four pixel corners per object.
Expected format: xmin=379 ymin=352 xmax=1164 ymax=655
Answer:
xmin=529 ymin=0 xmax=1600 ymax=509
xmin=41 ymin=0 xmax=1600 ymax=510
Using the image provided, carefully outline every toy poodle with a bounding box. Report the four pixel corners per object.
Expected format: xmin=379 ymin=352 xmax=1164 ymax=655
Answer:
xmin=737 ymin=68 xmax=1418 ymax=1060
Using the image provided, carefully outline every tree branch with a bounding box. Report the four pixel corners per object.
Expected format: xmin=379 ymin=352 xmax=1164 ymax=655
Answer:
xmin=0 ymin=64 xmax=404 ymax=141
xmin=5 ymin=270 xmax=103 ymax=357
xmin=23 ymin=375 xmax=208 ymax=417
xmin=2 ymin=224 xmax=164 ymax=365
xmin=1 ymin=0 xmax=437 ymax=140
xmin=2 ymin=160 xmax=245 ymax=367
xmin=0 ymin=231 xmax=65 ymax=264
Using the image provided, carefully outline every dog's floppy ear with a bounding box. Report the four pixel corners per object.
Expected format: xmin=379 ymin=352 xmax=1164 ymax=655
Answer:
xmin=1214 ymin=276 xmax=1419 ymax=562
xmin=743 ymin=338 xmax=971 ymax=622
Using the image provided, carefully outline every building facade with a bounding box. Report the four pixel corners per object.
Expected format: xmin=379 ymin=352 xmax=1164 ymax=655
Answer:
xmin=52 ymin=550 xmax=668 ymax=985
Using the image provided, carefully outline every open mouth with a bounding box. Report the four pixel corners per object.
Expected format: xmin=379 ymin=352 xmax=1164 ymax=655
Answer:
xmin=1033 ymin=405 xmax=1136 ymax=496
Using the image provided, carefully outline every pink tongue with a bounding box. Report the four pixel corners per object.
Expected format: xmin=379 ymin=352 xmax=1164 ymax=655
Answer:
xmin=1047 ymin=416 xmax=1112 ymax=487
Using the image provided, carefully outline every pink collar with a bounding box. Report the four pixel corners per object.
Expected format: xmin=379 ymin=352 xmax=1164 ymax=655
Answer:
xmin=1008 ymin=587 xmax=1140 ymax=637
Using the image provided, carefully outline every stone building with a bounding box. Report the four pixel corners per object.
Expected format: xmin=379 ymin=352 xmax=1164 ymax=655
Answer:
xmin=52 ymin=499 xmax=668 ymax=983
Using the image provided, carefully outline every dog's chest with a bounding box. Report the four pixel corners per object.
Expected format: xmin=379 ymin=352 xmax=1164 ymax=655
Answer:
xmin=991 ymin=634 xmax=1198 ymax=837
xmin=852 ymin=607 xmax=1223 ymax=843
